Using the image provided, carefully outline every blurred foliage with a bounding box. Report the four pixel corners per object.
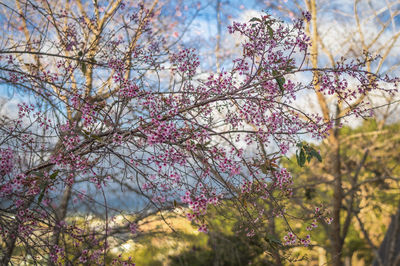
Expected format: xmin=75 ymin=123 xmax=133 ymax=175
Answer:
xmin=168 ymin=205 xmax=274 ymax=266
xmin=116 ymin=206 xmax=275 ymax=266
xmin=281 ymin=119 xmax=400 ymax=264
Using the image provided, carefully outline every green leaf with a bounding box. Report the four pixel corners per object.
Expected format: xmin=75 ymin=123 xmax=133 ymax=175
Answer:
xmin=315 ymin=152 xmax=322 ymax=162
xmin=81 ymin=62 xmax=86 ymax=74
xmin=249 ymin=17 xmax=261 ymax=22
xmin=37 ymin=191 xmax=45 ymax=204
xmin=50 ymin=170 xmax=59 ymax=180
xmin=295 ymin=143 xmax=322 ymax=167
xmin=32 ymin=171 xmax=44 ymax=177
xmin=196 ymin=141 xmax=211 ymax=149
xmin=299 ymin=148 xmax=306 ymax=167
xmin=307 ymin=153 xmax=312 ymax=163
xmin=37 ymin=184 xmax=47 ymax=204
xmin=305 ymin=145 xmax=322 ymax=163
xmin=296 ymin=142 xmax=304 ymax=148
xmin=283 ymin=59 xmax=295 ymax=72
xmin=78 ymin=51 xmax=83 ymax=57
xmin=285 ymin=66 xmax=295 ymax=72
xmin=265 ymin=234 xmax=282 ymax=250
xmin=260 ymin=163 xmax=268 ymax=174
xmin=310 ymin=148 xmax=322 ymax=162
xmin=276 ymin=76 xmax=285 ymax=93
xmin=267 ymin=25 xmax=274 ymax=39
xmin=272 ymin=70 xmax=285 ymax=94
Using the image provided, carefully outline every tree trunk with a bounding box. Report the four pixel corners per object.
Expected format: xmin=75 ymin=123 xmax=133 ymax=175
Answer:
xmin=48 ymin=184 xmax=73 ymax=266
xmin=373 ymin=205 xmax=400 ymax=266
xmin=331 ymin=133 xmax=343 ymax=266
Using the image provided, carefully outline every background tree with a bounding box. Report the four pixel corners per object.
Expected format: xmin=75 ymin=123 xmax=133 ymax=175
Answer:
xmin=246 ymin=0 xmax=400 ymax=264
xmin=281 ymin=120 xmax=400 ymax=265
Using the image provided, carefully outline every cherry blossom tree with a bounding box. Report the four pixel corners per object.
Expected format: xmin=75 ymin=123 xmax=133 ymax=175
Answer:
xmin=0 ymin=0 xmax=397 ymax=264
